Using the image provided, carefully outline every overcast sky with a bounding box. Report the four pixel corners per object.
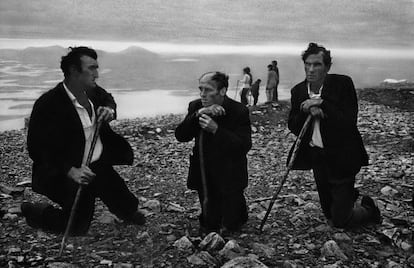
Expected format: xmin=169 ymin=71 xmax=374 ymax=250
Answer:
xmin=1 ymin=0 xmax=413 ymax=49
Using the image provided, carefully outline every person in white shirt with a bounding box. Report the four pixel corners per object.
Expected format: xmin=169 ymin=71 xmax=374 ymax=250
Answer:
xmin=22 ymin=47 xmax=145 ymax=235
xmin=287 ymin=43 xmax=381 ymax=229
xmin=239 ymin=67 xmax=252 ymax=106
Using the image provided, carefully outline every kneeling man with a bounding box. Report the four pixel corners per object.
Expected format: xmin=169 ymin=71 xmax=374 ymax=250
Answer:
xmin=175 ymin=72 xmax=252 ymax=234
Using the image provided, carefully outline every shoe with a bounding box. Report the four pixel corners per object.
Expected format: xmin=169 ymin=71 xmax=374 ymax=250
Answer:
xmin=353 ymin=188 xmax=360 ymax=203
xmin=123 ymin=210 xmax=146 ymax=225
xmin=21 ymin=202 xmax=45 ymax=229
xmin=361 ymin=196 xmax=382 ymax=224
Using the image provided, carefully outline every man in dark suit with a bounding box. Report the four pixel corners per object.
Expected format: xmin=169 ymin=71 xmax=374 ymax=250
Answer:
xmin=175 ymin=72 xmax=252 ymax=234
xmin=287 ymin=43 xmax=381 ymax=228
xmin=22 ymin=47 xmax=145 ymax=235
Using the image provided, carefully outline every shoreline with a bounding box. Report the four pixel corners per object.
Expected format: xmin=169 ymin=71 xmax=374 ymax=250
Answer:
xmin=1 ymin=85 xmax=413 ymax=134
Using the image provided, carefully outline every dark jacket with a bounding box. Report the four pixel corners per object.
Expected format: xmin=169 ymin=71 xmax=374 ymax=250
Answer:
xmin=250 ymin=80 xmax=261 ymax=96
xmin=27 ymin=82 xmax=133 ymax=197
xmin=287 ymin=74 xmax=368 ymax=177
xmin=175 ymin=96 xmax=252 ymax=192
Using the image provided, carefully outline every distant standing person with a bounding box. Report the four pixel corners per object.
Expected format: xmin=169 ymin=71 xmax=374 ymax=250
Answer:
xmin=271 ymin=60 xmax=280 ymax=102
xmin=287 ymin=42 xmax=381 ymax=228
xmin=239 ymin=67 xmax=252 ymax=106
xmin=250 ymin=79 xmax=261 ymax=106
xmin=22 ymin=47 xmax=145 ymax=235
xmin=266 ymin=64 xmax=277 ymax=103
xmin=175 ymin=72 xmax=252 ymax=234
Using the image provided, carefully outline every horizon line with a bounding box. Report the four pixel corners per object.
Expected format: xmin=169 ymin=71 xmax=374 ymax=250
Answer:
xmin=0 ymin=38 xmax=414 ymax=59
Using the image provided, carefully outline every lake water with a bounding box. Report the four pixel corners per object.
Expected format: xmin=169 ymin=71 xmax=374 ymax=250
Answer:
xmin=0 ymin=82 xmax=290 ymax=132
xmin=1 ymin=39 xmax=413 ymax=131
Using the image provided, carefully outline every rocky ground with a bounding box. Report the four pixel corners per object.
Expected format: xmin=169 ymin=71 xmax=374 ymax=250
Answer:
xmin=1 ymin=85 xmax=414 ymax=267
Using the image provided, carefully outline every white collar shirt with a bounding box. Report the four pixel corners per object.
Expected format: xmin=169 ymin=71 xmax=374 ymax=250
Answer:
xmin=307 ymin=83 xmax=324 ymax=148
xmin=63 ymin=83 xmax=103 ymax=164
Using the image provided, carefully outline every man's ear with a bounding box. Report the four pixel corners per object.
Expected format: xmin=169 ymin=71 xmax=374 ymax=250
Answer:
xmin=219 ymin=87 xmax=227 ymax=96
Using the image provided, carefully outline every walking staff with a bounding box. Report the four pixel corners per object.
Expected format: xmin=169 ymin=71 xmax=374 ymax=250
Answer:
xmin=59 ymin=121 xmax=102 ymax=256
xmin=259 ymin=115 xmax=312 ymax=232
xmin=198 ymin=130 xmax=209 ymax=223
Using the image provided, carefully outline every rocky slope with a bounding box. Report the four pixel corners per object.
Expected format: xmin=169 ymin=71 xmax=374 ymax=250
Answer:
xmin=0 ymin=86 xmax=413 ymax=267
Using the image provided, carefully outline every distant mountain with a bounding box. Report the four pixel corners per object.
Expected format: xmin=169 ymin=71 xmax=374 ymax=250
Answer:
xmin=0 ymin=45 xmax=160 ymax=66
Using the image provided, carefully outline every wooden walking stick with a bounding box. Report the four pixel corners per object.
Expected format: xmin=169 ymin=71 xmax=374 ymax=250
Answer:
xmin=198 ymin=130 xmax=209 ymax=224
xmin=258 ymin=115 xmax=312 ymax=232
xmin=59 ymin=120 xmax=102 ymax=257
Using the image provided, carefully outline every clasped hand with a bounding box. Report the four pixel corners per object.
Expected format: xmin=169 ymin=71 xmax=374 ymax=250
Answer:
xmin=97 ymin=106 xmax=115 ymax=123
xmin=198 ymin=114 xmax=218 ymax=134
xmin=197 ymin=104 xmax=224 ymax=134
xmin=198 ymin=104 xmax=226 ymax=117
xmin=67 ymin=165 xmax=96 ymax=185
xmin=300 ymin=99 xmax=325 ymax=118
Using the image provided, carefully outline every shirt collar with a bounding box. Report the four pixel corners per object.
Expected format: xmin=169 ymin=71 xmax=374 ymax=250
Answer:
xmin=63 ymin=82 xmax=78 ymax=103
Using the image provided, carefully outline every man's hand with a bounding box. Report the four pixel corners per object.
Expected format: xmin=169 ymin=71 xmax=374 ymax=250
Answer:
xmin=67 ymin=165 xmax=96 ymax=185
xmin=309 ymin=106 xmax=325 ymax=119
xmin=199 ymin=114 xmax=218 ymax=134
xmin=198 ymin=104 xmax=225 ymax=117
xmin=97 ymin=106 xmax=115 ymax=122
xmin=300 ymin=99 xmax=323 ymax=113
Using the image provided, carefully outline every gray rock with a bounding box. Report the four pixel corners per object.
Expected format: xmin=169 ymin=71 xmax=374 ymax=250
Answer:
xmin=407 ymin=255 xmax=414 ymax=267
xmin=252 ymin=242 xmax=275 ymax=258
xmin=173 ymin=236 xmax=193 ymax=251
xmin=380 ymin=186 xmax=398 ymax=196
xmin=199 ymin=232 xmax=225 ymax=251
xmin=221 ymin=256 xmax=269 ymax=268
xmin=47 ymin=263 xmax=79 ymax=268
xmin=333 ymin=232 xmax=352 ymax=242
xmin=386 ymin=260 xmax=402 ymax=268
xmin=283 ymin=260 xmax=298 ymax=268
xmin=113 ymin=263 xmax=134 ymax=268
xmin=321 ymin=240 xmax=348 ymax=261
xmin=142 ymin=199 xmax=161 ymax=212
xmin=97 ymin=212 xmax=118 ymax=224
xmin=8 ymin=206 xmax=21 ymax=214
xmin=187 ymin=251 xmax=218 ymax=266
xmin=219 ymin=240 xmax=245 ymax=260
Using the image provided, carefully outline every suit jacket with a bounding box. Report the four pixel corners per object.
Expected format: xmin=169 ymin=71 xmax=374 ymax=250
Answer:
xmin=27 ymin=82 xmax=133 ymax=197
xmin=175 ymin=96 xmax=252 ymax=192
xmin=287 ymin=74 xmax=368 ymax=177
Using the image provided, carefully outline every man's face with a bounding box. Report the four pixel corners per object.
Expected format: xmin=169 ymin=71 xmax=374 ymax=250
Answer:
xmin=77 ymin=55 xmax=99 ymax=89
xmin=199 ymin=74 xmax=225 ymax=107
xmin=304 ymin=52 xmax=330 ymax=85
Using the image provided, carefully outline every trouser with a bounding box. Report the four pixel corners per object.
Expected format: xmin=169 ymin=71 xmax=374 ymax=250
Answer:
xmin=240 ymin=88 xmax=250 ymax=105
xmin=252 ymin=93 xmax=259 ymax=105
xmin=38 ymin=161 xmax=138 ymax=235
xmin=266 ymin=88 xmax=273 ymax=103
xmin=310 ymin=147 xmax=373 ymax=228
xmin=197 ymin=186 xmax=248 ymax=232
xmin=272 ymin=83 xmax=279 ymax=102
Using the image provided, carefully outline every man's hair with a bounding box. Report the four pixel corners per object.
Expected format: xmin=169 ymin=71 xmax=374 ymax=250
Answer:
xmin=199 ymin=71 xmax=229 ymax=90
xmin=301 ymin=42 xmax=332 ymax=67
xmin=60 ymin=46 xmax=97 ymax=78
xmin=243 ymin=67 xmax=250 ymax=74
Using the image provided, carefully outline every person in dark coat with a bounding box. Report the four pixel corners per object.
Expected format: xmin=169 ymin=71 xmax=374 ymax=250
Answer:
xmin=287 ymin=43 xmax=381 ymax=228
xmin=175 ymin=71 xmax=252 ymax=234
xmin=271 ymin=60 xmax=279 ymax=102
xmin=22 ymin=47 xmax=145 ymax=235
xmin=250 ymin=79 xmax=261 ymax=106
